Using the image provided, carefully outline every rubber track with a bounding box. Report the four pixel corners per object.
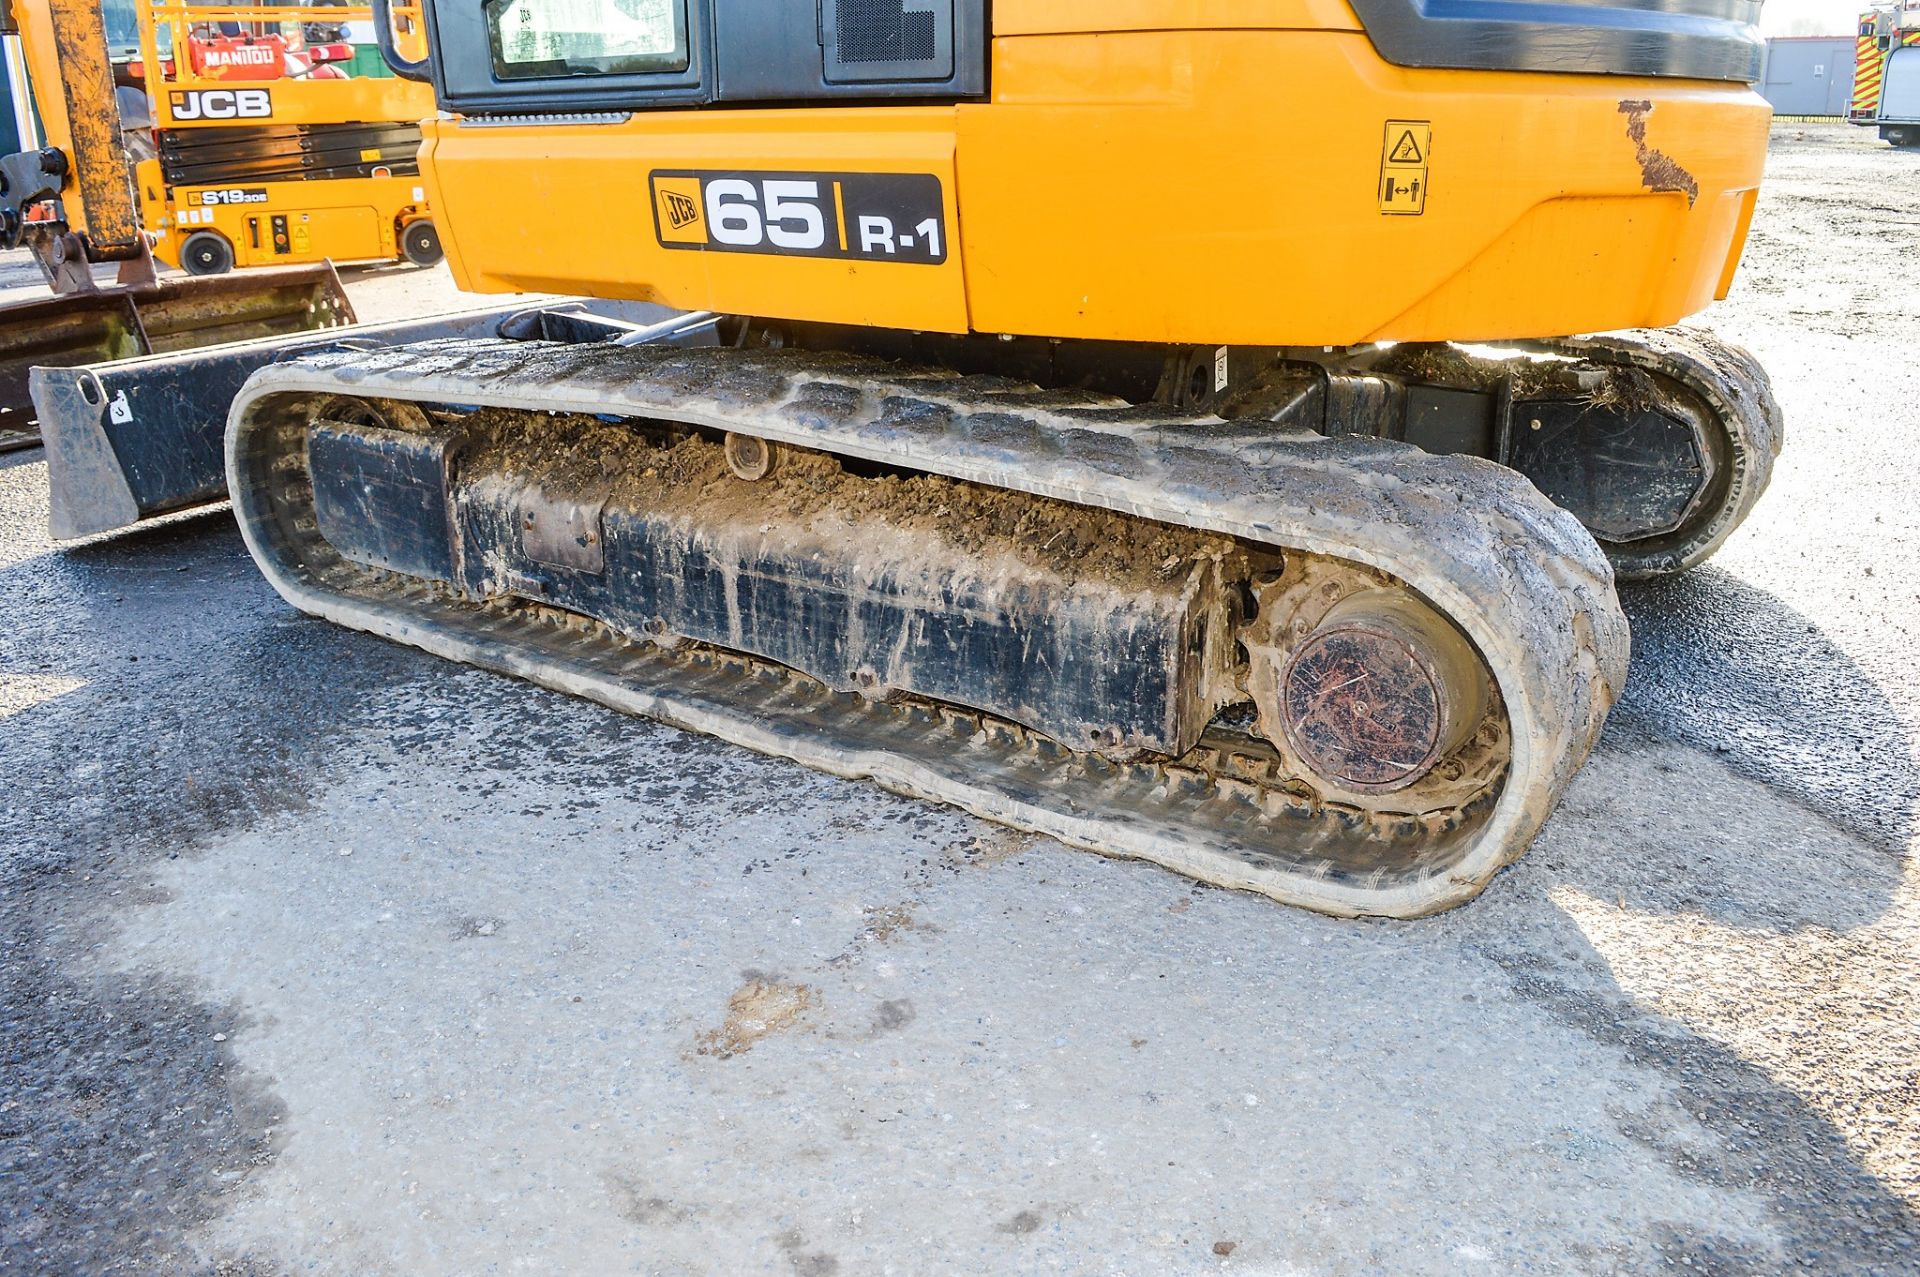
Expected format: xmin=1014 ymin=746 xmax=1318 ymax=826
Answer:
xmin=1537 ymin=326 xmax=1784 ymax=580
xmin=227 ymin=339 xmax=1631 ymax=917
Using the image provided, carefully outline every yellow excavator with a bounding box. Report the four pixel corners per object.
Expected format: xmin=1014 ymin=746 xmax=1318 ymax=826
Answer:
xmin=225 ymin=0 xmax=1779 ymax=916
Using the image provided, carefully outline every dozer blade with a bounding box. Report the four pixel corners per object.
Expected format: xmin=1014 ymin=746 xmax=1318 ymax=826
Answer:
xmin=32 ymin=300 xmax=686 ymax=541
xmin=228 ymin=339 xmax=1632 ymax=919
xmin=0 ymin=264 xmax=355 ymax=453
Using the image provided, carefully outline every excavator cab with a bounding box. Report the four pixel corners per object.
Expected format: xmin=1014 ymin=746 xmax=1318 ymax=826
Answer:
xmin=222 ymin=0 xmax=1783 ymax=915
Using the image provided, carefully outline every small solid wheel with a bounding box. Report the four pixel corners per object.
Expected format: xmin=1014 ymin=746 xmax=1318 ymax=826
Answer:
xmin=179 ymin=230 xmax=234 ymax=277
xmin=724 ymin=432 xmax=777 ymax=482
xmin=401 ymin=219 xmax=443 ymax=266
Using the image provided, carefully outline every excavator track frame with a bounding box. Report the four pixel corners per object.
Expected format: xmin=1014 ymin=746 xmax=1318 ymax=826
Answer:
xmin=228 ymin=338 xmax=1629 ymax=918
xmin=766 ymin=322 xmax=1784 ymax=581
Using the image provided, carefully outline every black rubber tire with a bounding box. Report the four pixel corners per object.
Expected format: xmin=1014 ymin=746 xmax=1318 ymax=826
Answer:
xmin=179 ymin=230 xmax=234 ymax=277
xmin=401 ymin=219 xmax=443 ymax=267
xmin=1886 ymin=126 xmax=1920 ymax=148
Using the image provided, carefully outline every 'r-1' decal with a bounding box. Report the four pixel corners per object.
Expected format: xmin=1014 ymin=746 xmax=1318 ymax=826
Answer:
xmin=650 ymin=171 xmax=947 ymax=265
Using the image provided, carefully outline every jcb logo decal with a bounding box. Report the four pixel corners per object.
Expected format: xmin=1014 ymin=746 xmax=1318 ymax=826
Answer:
xmin=170 ymin=89 xmax=272 ymax=120
xmin=660 ymin=189 xmax=700 ymax=231
xmin=654 ymin=181 xmax=704 ymax=240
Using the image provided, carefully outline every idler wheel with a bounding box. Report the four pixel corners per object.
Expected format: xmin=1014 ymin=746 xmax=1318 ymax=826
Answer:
xmin=1264 ymin=591 xmax=1489 ymax=794
xmin=724 ymin=432 xmax=778 ymax=482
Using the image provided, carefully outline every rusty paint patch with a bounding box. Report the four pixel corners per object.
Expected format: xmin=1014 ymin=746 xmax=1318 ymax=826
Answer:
xmin=1618 ymin=100 xmax=1700 ymax=207
xmin=48 ymin=0 xmax=146 ymax=254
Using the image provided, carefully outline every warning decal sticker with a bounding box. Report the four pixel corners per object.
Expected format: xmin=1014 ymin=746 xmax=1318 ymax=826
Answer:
xmin=1379 ymin=120 xmax=1431 ymax=216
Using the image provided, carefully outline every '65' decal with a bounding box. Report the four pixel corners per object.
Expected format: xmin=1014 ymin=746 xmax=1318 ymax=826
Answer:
xmin=650 ymin=171 xmax=946 ymax=265
xmin=170 ymin=88 xmax=272 ymax=120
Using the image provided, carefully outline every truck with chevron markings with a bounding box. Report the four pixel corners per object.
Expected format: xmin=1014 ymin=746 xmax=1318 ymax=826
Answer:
xmin=1854 ymin=2 xmax=1920 ymax=145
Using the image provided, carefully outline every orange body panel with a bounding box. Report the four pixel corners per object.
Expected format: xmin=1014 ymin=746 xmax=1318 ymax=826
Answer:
xmin=137 ymin=1 xmax=435 ymax=128
xmin=421 ymin=7 xmax=1770 ymax=345
xmin=432 ymin=112 xmax=969 ymax=332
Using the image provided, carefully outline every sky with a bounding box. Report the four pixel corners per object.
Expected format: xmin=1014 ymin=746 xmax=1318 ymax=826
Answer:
xmin=1761 ymin=0 xmax=1889 ymax=36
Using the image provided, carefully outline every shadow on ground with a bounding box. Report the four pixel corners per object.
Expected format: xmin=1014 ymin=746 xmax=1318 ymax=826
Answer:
xmin=1 ymin=515 xmax=431 ymax=1276
xmin=1615 ymin=564 xmax=1919 ymax=854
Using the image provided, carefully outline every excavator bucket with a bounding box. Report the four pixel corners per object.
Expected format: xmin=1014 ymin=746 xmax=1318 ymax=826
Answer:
xmin=0 ymin=264 xmax=355 ymax=452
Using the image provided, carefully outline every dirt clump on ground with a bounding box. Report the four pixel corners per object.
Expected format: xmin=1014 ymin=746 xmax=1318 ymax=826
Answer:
xmin=690 ymin=980 xmax=818 ymax=1060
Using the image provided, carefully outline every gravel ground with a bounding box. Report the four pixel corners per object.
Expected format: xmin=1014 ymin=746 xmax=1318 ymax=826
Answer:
xmin=1 ymin=123 xmax=1917 ymax=1276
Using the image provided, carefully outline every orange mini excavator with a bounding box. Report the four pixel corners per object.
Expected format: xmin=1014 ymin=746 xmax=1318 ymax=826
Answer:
xmin=225 ymin=0 xmax=1780 ymax=916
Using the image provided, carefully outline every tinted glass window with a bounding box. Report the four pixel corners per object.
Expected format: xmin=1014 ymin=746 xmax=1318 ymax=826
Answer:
xmin=101 ymin=0 xmax=141 ymax=56
xmin=485 ymin=0 xmax=689 ymax=79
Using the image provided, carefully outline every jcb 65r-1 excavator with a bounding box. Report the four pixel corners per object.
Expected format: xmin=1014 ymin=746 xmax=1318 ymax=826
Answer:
xmin=228 ymin=0 xmax=1782 ymax=917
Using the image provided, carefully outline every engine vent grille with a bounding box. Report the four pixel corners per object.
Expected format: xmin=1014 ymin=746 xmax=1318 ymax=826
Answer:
xmin=823 ymin=0 xmax=953 ymax=83
xmin=837 ymin=0 xmax=938 ymax=63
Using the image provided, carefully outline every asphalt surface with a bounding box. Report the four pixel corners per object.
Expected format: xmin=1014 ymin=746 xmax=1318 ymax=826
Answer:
xmin=2 ymin=124 xmax=1917 ymax=1275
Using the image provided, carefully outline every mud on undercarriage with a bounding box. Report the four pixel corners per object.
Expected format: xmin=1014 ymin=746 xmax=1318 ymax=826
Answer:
xmin=224 ymin=332 xmax=1675 ymax=916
